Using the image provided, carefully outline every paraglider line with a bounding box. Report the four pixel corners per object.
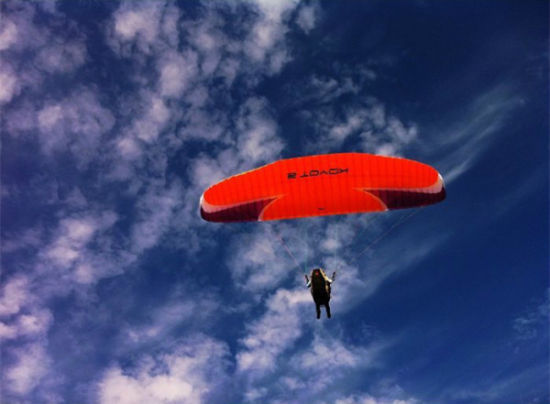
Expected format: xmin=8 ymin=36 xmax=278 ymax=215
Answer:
xmin=344 ymin=213 xmax=381 ymax=259
xmin=303 ymin=224 xmax=308 ymax=274
xmin=269 ymin=226 xmax=302 ymax=272
xmin=353 ymin=208 xmax=423 ymax=261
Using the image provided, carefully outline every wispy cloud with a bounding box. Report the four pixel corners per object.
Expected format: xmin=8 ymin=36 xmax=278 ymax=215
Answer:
xmin=97 ymin=335 xmax=230 ymax=404
xmin=1 ymin=1 xmax=546 ymax=403
xmin=301 ymin=92 xmax=418 ymax=156
xmin=1 ymin=1 xmax=305 ymax=400
xmin=437 ymin=362 xmax=548 ymax=404
xmin=427 ymin=84 xmax=526 ymax=183
xmin=512 ymin=290 xmax=549 ymax=341
xmin=334 ymin=393 xmax=417 ymax=404
xmin=227 ymin=226 xmax=296 ymax=293
xmin=235 ymin=295 xmax=400 ymax=403
xmin=3 ymin=343 xmax=52 ymax=396
xmin=296 ymin=3 xmax=320 ymax=34
xmin=0 ymin=17 xmax=18 ymax=51
xmin=236 ymin=287 xmax=310 ymax=376
xmin=0 ymin=275 xmax=31 ymax=317
xmin=0 ymin=62 xmax=19 ymax=104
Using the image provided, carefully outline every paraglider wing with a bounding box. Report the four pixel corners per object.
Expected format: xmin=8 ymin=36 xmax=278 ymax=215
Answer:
xmin=200 ymin=153 xmax=445 ymax=223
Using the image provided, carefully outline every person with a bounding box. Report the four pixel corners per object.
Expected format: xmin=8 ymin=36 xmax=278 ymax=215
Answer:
xmin=305 ymin=268 xmax=336 ymax=319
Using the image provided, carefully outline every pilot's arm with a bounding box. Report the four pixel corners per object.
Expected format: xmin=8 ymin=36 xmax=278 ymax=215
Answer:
xmin=324 ymin=272 xmax=334 ymax=284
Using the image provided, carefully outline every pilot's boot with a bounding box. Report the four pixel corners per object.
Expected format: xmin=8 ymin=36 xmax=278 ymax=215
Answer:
xmin=325 ymin=303 xmax=331 ymax=319
xmin=316 ymin=303 xmax=321 ymax=319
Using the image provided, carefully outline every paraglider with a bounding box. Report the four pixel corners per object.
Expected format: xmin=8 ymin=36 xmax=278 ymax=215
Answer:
xmin=200 ymin=152 xmax=446 ymax=318
xmin=199 ymin=153 xmax=445 ymax=222
xmin=305 ymin=268 xmax=336 ymax=319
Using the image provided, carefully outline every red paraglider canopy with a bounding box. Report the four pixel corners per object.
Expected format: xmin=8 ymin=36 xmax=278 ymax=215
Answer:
xmin=200 ymin=153 xmax=445 ymax=222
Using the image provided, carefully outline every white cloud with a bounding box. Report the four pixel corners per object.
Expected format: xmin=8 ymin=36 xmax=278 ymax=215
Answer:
xmin=304 ymin=98 xmax=417 ymax=156
xmin=0 ymin=275 xmax=31 ymax=317
xmin=0 ymin=4 xmax=45 ymax=55
xmin=4 ymin=343 xmax=51 ymax=396
xmin=244 ymin=387 xmax=268 ymax=402
xmin=116 ymin=135 xmax=142 ymax=160
xmin=335 ymin=394 xmax=418 ymax=404
xmin=185 ymin=96 xmax=284 ymax=201
xmin=305 ymin=74 xmax=362 ymax=105
xmin=108 ymin=1 xmax=182 ymax=59
xmin=0 ymin=321 xmax=17 ymax=339
xmin=236 ymin=97 xmax=284 ymax=163
xmin=133 ymin=94 xmax=171 ymax=143
xmin=98 ymin=336 xmax=229 ymax=404
xmin=149 ymin=96 xmax=171 ymax=125
xmin=372 ymin=142 xmax=398 ymax=156
xmin=512 ymin=290 xmax=549 ymax=341
xmin=0 ymin=18 xmax=18 ymax=51
xmin=111 ymin=2 xmax=163 ymax=55
xmin=38 ymin=211 xmax=122 ymax=286
xmin=36 ymin=89 xmax=116 ymax=165
xmin=254 ymin=0 xmax=297 ymax=21
xmin=102 ymin=1 xmax=291 ymax=186
xmin=296 ymin=3 xmax=318 ymax=33
xmin=16 ymin=309 xmax=53 ymax=337
xmin=0 ymin=2 xmax=91 ymax=109
xmin=130 ymin=181 xmax=182 ymax=252
xmin=186 ymin=15 xmax=224 ymax=76
xmin=98 ymin=369 xmax=147 ymax=404
xmin=243 ymin=0 xmax=300 ymax=74
xmin=236 ymin=287 xmax=310 ymax=375
xmin=184 ymin=96 xmax=284 ymax=170
xmin=37 ymin=104 xmax=63 ymax=130
xmin=73 ymin=263 xmax=97 ymax=285
xmin=296 ymin=335 xmax=370 ymax=372
xmin=46 ymin=243 xmax=79 ymax=267
xmin=189 ymin=152 xmax=235 ymax=192
xmin=115 ymin=10 xmax=156 ymax=41
xmin=234 ymin=281 xmax=398 ymax=403
xmin=160 ymin=4 xmax=181 ymax=48
xmin=428 ymin=84 xmax=524 ymax=183
xmin=46 ymin=217 xmax=99 ymax=266
xmin=331 ymin=225 xmax=449 ymax=313
xmin=272 ymin=333 xmax=392 ymax=402
xmin=386 ymin=117 xmax=417 ymax=144
xmin=228 ymin=225 xmax=296 ymax=293
xmin=247 ymin=18 xmax=282 ymax=61
xmin=329 ymin=108 xmax=370 ymax=143
xmin=218 ymin=57 xmax=240 ymax=86
xmin=110 ymin=91 xmax=176 ymax=174
xmin=119 ymin=287 xmax=221 ymax=351
xmin=2 ymin=99 xmax=40 ymax=136
xmin=0 ymin=65 xmax=19 ymax=104
xmin=361 ymin=111 xmax=417 ymax=156
xmin=35 ymin=40 xmax=87 ymax=74
xmin=0 ymin=309 xmax=53 ymax=341
xmin=179 ymin=107 xmax=226 ymax=140
xmin=158 ymin=50 xmax=199 ymax=98
xmin=439 ymin=362 xmax=548 ymax=404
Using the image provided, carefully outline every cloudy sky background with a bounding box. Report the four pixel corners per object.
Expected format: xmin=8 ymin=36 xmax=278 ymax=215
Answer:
xmin=1 ymin=1 xmax=548 ymax=403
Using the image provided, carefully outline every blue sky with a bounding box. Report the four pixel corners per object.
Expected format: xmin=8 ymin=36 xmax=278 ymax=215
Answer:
xmin=1 ymin=1 xmax=548 ymax=403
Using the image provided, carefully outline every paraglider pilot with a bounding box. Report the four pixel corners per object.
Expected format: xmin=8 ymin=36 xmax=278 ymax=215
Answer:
xmin=305 ymin=268 xmax=336 ymax=319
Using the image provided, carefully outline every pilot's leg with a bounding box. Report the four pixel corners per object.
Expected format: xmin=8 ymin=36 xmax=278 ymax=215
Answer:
xmin=325 ymin=303 xmax=331 ymax=319
xmin=315 ymin=303 xmax=321 ymax=319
